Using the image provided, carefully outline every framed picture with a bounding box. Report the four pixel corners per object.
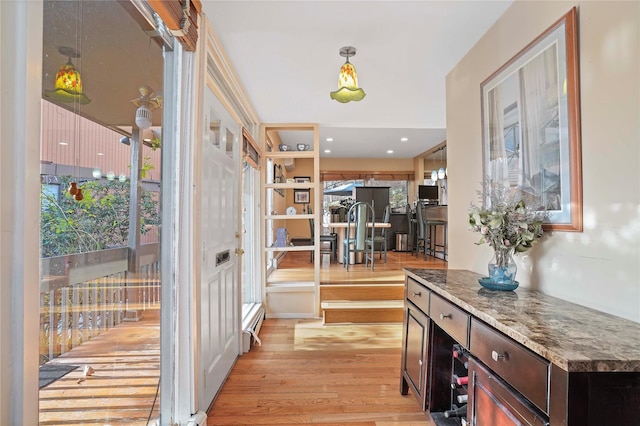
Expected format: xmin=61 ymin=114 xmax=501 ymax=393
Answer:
xmin=272 ymin=164 xmax=284 ymax=197
xmin=481 ymin=7 xmax=582 ymax=231
xmin=294 ymin=189 xmax=310 ymax=204
xmin=294 ymin=176 xmax=311 ymax=183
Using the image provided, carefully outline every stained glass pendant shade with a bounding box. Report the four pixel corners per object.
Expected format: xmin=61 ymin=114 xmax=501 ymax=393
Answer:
xmin=45 ymin=46 xmax=91 ymax=105
xmin=330 ymin=46 xmax=366 ymax=103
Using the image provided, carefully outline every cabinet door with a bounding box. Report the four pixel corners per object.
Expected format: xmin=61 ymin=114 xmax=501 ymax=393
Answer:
xmin=468 ymin=358 xmax=549 ymax=426
xmin=401 ymin=303 xmax=430 ymax=410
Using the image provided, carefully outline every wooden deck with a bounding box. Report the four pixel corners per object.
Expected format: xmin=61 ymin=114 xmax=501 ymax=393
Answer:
xmin=39 ymin=307 xmax=160 ymax=426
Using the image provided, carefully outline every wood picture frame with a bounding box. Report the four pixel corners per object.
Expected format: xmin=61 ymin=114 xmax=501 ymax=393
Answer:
xmin=272 ymin=164 xmax=284 ymax=197
xmin=481 ymin=7 xmax=582 ymax=231
xmin=294 ymin=189 xmax=310 ymax=204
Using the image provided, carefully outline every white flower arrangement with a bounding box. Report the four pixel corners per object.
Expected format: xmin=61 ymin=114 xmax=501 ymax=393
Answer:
xmin=468 ymin=180 xmax=546 ymax=266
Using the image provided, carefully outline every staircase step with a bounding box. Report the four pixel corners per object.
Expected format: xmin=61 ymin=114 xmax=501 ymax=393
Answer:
xmin=321 ymin=300 xmax=404 ymax=324
xmin=320 ymin=283 xmax=404 ymax=302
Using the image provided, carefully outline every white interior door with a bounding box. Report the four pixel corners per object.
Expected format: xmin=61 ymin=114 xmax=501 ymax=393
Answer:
xmin=199 ymin=86 xmax=240 ymax=409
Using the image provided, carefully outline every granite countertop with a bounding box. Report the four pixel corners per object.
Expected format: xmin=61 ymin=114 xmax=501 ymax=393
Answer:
xmin=404 ymin=268 xmax=640 ymax=373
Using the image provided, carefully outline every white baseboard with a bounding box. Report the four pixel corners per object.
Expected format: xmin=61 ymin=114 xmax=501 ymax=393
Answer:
xmin=187 ymin=411 xmax=207 ymax=426
xmin=241 ymin=304 xmax=265 ymax=353
xmin=265 ymin=313 xmax=316 ymax=319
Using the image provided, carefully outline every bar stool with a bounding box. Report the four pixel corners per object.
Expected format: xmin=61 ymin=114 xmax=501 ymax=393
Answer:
xmin=405 ymin=203 xmax=415 ymax=254
xmin=425 ymin=219 xmax=447 ymax=259
xmin=414 ymin=204 xmax=428 ymax=260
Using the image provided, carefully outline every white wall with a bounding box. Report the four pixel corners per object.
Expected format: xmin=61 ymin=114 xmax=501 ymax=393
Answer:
xmin=446 ymin=1 xmax=640 ymax=322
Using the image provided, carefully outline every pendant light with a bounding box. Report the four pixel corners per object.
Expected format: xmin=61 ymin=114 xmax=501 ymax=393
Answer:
xmin=45 ymin=46 xmax=91 ymax=105
xmin=438 ymin=147 xmax=446 ymax=180
xmin=330 ymin=46 xmax=366 ymax=103
xmin=431 ymin=151 xmax=438 ymax=182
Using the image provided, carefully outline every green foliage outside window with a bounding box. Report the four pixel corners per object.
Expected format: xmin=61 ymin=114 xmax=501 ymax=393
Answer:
xmin=41 ymin=177 xmax=160 ymax=258
xmin=389 ymin=183 xmax=408 ymax=209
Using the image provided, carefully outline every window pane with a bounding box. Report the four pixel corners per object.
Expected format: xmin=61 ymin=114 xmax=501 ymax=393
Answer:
xmin=40 ymin=1 xmax=164 ymax=423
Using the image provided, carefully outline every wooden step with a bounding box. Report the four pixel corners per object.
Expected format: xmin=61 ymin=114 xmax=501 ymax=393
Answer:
xmin=321 ymin=300 xmax=404 ymax=324
xmin=320 ymin=283 xmax=404 ymax=302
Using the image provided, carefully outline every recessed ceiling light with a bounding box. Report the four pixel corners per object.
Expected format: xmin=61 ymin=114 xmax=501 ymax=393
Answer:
xmin=387 ymin=150 xmax=394 ymax=154
xmin=400 ymin=137 xmax=408 ymax=142
xmin=324 ymin=149 xmax=331 ymax=153
xmin=97 ymin=152 xmax=104 ymax=156
xmin=326 ymin=138 xmax=333 ymax=142
xmin=59 ymin=141 xmax=69 ymax=146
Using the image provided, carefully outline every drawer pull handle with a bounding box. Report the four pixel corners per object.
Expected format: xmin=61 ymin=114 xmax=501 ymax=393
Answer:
xmin=412 ymin=291 xmax=422 ymax=297
xmin=439 ymin=313 xmax=452 ymax=320
xmin=491 ymin=350 xmax=508 ymax=362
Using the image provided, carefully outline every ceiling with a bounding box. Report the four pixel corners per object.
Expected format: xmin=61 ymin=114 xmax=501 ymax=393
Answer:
xmin=41 ymin=1 xmax=512 ymax=159
xmin=203 ymin=1 xmax=513 ymax=158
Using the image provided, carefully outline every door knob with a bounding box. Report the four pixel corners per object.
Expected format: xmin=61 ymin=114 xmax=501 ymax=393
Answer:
xmin=235 ymin=248 xmax=245 ymax=255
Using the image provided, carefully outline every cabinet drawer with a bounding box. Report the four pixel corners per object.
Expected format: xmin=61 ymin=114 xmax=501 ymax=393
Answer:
xmin=430 ymin=292 xmax=470 ymax=347
xmin=468 ymin=357 xmax=549 ymax=425
xmin=469 ymin=319 xmax=549 ymax=413
xmin=406 ymin=277 xmax=429 ymax=314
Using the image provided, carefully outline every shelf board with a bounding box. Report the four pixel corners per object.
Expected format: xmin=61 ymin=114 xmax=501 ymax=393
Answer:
xmin=265 ymin=151 xmax=315 ymax=159
xmin=264 ymin=245 xmax=315 ymax=252
xmin=265 ymin=183 xmax=315 ymax=189
xmin=266 ymin=214 xmax=313 ymax=220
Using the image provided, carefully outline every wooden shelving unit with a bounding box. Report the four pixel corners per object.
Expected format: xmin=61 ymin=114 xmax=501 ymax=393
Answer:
xmin=260 ymin=123 xmax=320 ymax=318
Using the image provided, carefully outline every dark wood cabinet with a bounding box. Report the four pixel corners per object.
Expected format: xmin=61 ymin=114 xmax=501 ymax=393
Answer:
xmin=400 ymin=302 xmax=430 ymax=411
xmin=401 ymin=270 xmax=640 ymax=426
xmin=401 ymin=277 xmax=469 ymax=420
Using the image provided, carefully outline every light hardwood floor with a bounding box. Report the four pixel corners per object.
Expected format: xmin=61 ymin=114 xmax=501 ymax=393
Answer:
xmin=271 ymin=250 xmax=447 ymax=285
xmin=206 ymin=318 xmax=433 ymax=425
xmin=204 ymin=250 xmax=444 ymax=424
xmin=210 ymin=250 xmax=443 ymax=423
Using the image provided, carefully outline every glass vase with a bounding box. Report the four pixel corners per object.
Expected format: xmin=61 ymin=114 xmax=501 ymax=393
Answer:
xmin=488 ymin=249 xmax=517 ymax=284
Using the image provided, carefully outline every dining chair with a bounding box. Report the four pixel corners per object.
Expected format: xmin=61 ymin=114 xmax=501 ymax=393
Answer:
xmin=406 ymin=203 xmax=414 ymax=254
xmin=366 ymin=204 xmax=390 ymax=263
xmin=343 ymin=202 xmax=375 ymax=271
xmin=415 ymin=204 xmax=427 ymax=260
xmin=308 ymin=206 xmax=337 ymax=262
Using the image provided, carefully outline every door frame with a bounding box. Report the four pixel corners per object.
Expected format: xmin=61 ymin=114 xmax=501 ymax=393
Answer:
xmin=1 ymin=1 xmax=43 ymax=424
xmin=169 ymin=14 xmax=261 ymax=422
